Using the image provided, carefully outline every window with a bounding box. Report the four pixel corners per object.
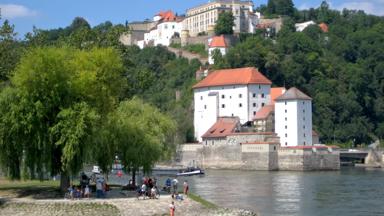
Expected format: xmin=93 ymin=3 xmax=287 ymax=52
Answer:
xmin=258 ymin=85 xmax=261 ymax=89
xmin=285 ymin=109 xmax=287 ymax=113
xmin=304 ymin=133 xmax=306 ymax=137
xmin=253 ymin=103 xmax=256 ymax=107
xmin=285 ymin=117 xmax=287 ymax=121
xmin=285 ymin=101 xmax=287 ymax=105
xmin=231 ymin=113 xmax=234 ymax=116
xmin=221 ymin=95 xmax=225 ymax=99
xmin=200 ymin=96 xmax=203 ymax=100
xmin=239 ymin=94 xmax=242 ymax=98
xmin=303 ymin=125 xmax=306 ymax=129
xmin=304 ymin=141 xmax=306 ymax=145
xmin=303 ymin=109 xmax=305 ymax=113
xmin=262 ymin=103 xmax=265 ymax=107
xmin=285 ymin=142 xmax=287 ymax=146
xmin=253 ymin=93 xmax=256 ymax=98
xmin=204 ymin=105 xmax=207 ymax=109
xmin=253 ymin=111 xmax=256 ymax=116
xmin=303 ymin=117 xmax=306 ymax=121
xmin=261 ymin=93 xmax=265 ymax=98
xmin=239 ymin=103 xmax=242 ymax=107
xmin=285 ymin=125 xmax=287 ymax=129
xmin=285 ymin=133 xmax=287 ymax=137
xmin=274 ymin=146 xmax=276 ymax=151
xmin=230 ymin=96 xmax=232 ymax=99
xmin=303 ymin=101 xmax=305 ymax=105
xmin=221 ymin=104 xmax=225 ymax=108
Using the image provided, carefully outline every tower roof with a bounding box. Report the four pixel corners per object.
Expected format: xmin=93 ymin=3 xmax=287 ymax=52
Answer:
xmin=275 ymin=87 xmax=312 ymax=101
xmin=209 ymin=35 xmax=227 ymax=48
xmin=193 ymin=67 xmax=272 ymax=89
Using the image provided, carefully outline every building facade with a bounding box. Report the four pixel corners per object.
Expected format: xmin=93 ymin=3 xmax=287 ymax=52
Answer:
xmin=193 ymin=67 xmax=272 ymax=141
xmin=184 ymin=0 xmax=256 ymax=37
xmin=208 ymin=35 xmax=228 ymax=64
xmin=274 ymin=87 xmax=313 ymax=147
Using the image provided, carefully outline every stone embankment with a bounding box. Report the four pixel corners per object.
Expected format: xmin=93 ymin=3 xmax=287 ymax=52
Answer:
xmin=0 ymin=195 xmax=258 ymax=216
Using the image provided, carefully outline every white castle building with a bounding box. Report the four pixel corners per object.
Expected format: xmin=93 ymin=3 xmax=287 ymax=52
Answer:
xmin=193 ymin=67 xmax=272 ymax=142
xmin=275 ymin=87 xmax=313 ymax=146
xmin=184 ymin=0 xmax=260 ymax=36
xmin=138 ymin=11 xmax=183 ymax=48
xmin=193 ymin=67 xmax=314 ymax=147
xmin=208 ymin=35 xmax=228 ymax=64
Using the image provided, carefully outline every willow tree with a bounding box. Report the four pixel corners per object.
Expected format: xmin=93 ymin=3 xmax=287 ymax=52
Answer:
xmin=103 ymin=98 xmax=176 ymax=186
xmin=0 ymin=47 xmax=125 ymax=190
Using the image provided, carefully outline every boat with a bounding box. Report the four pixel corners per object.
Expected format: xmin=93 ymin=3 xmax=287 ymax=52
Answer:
xmin=176 ymin=167 xmax=205 ymax=176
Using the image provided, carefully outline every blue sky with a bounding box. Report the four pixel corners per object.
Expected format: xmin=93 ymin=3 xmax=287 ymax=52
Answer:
xmin=1 ymin=0 xmax=383 ymax=38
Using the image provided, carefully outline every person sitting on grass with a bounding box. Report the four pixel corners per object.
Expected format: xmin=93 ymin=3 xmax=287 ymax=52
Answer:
xmin=175 ymin=192 xmax=183 ymax=201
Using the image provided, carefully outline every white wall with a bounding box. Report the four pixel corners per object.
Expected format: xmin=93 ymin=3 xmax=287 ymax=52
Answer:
xmin=143 ymin=21 xmax=182 ymax=48
xmin=275 ymin=100 xmax=312 ymax=146
xmin=208 ymin=47 xmax=226 ymax=65
xmin=194 ymin=84 xmax=271 ymax=141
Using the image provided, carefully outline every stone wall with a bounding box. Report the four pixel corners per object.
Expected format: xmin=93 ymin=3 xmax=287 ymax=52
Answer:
xmin=278 ymin=147 xmax=340 ymax=171
xmin=197 ymin=144 xmax=243 ymax=169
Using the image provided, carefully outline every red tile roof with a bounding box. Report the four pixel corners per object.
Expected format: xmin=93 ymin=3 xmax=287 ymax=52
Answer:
xmin=318 ymin=23 xmax=329 ymax=33
xmin=275 ymin=87 xmax=312 ymax=101
xmin=270 ymin=87 xmax=286 ymax=104
xmin=157 ymin=10 xmax=177 ymax=22
xmin=209 ymin=35 xmax=227 ymax=47
xmin=202 ymin=117 xmax=240 ymax=138
xmin=229 ymin=132 xmax=276 ymax=136
xmin=254 ymin=105 xmax=274 ymax=120
xmin=193 ymin=67 xmax=272 ymax=89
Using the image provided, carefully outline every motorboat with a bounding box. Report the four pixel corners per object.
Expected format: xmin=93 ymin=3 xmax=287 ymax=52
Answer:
xmin=176 ymin=167 xmax=205 ymax=176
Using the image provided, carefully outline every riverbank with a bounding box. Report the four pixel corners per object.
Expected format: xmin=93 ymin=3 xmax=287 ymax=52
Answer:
xmin=0 ymin=195 xmax=258 ymax=216
xmin=0 ymin=179 xmax=258 ymax=216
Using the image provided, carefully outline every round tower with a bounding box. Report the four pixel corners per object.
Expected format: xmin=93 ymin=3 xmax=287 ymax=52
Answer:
xmin=181 ymin=30 xmax=190 ymax=47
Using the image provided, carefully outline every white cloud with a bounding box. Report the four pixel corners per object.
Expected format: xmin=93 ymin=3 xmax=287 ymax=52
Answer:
xmin=336 ymin=1 xmax=384 ymax=16
xmin=0 ymin=4 xmax=37 ymax=19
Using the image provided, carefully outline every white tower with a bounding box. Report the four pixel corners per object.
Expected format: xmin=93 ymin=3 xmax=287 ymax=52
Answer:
xmin=274 ymin=87 xmax=312 ymax=147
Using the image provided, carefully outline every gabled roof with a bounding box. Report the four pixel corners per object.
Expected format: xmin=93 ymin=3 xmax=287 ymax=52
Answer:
xmin=270 ymin=87 xmax=286 ymax=104
xmin=318 ymin=23 xmax=329 ymax=33
xmin=254 ymin=105 xmax=274 ymax=120
xmin=275 ymin=87 xmax=312 ymax=101
xmin=202 ymin=117 xmax=239 ymax=139
xmin=193 ymin=67 xmax=272 ymax=89
xmin=209 ymin=35 xmax=227 ymax=48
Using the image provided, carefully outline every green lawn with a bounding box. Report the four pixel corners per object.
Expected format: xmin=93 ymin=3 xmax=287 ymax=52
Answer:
xmin=0 ymin=179 xmax=61 ymax=198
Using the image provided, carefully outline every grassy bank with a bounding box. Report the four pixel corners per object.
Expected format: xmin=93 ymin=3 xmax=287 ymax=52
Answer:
xmin=0 ymin=179 xmax=60 ymax=198
xmin=188 ymin=192 xmax=217 ymax=209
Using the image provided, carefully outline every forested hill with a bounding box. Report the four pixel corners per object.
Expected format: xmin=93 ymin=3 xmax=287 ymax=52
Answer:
xmin=1 ymin=1 xmax=384 ymax=146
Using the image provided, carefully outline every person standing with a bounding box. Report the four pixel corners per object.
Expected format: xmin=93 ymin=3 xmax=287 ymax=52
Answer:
xmin=172 ymin=178 xmax=178 ymax=193
xmin=169 ymin=201 xmax=175 ymax=216
xmin=183 ymin=180 xmax=189 ymax=196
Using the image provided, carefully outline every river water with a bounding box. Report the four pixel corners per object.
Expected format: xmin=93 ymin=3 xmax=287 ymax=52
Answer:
xmin=182 ymin=168 xmax=384 ymax=216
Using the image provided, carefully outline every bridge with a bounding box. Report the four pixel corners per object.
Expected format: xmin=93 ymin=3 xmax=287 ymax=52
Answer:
xmin=339 ymin=149 xmax=369 ymax=164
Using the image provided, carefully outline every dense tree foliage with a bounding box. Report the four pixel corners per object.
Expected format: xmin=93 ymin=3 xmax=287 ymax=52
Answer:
xmin=0 ymin=17 xmax=198 ymax=183
xmin=215 ymin=11 xmax=235 ymax=35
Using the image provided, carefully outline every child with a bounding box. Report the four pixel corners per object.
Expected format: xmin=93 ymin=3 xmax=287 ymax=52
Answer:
xmin=84 ymin=185 xmax=90 ymax=198
xmin=169 ymin=201 xmax=175 ymax=216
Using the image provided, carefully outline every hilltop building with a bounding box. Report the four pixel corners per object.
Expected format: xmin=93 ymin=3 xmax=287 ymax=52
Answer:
xmin=208 ymin=35 xmax=228 ymax=64
xmin=184 ymin=0 xmax=260 ymax=36
xmin=137 ymin=11 xmax=184 ymax=48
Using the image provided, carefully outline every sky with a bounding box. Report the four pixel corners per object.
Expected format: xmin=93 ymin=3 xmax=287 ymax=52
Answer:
xmin=1 ymin=0 xmax=384 ymax=38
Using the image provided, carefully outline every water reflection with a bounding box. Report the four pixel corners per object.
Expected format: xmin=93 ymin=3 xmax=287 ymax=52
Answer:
xmin=186 ymin=168 xmax=384 ymax=216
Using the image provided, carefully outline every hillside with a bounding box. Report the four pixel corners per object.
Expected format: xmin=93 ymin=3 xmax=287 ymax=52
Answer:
xmin=1 ymin=2 xmax=384 ymax=146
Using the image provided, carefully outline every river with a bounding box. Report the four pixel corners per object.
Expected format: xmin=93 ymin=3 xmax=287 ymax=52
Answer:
xmin=182 ymin=168 xmax=384 ymax=216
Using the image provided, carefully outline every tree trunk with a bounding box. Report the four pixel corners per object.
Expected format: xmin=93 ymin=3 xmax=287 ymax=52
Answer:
xmin=132 ymin=169 xmax=136 ymax=188
xmin=60 ymin=172 xmax=70 ymax=192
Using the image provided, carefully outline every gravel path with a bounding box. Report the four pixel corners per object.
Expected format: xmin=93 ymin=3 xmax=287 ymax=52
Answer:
xmin=0 ymin=193 xmax=258 ymax=216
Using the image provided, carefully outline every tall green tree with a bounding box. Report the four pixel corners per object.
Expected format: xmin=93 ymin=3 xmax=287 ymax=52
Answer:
xmin=0 ymin=19 xmax=21 ymax=82
xmin=103 ymin=98 xmax=176 ymax=186
xmin=214 ymin=11 xmax=235 ymax=35
xmin=0 ymin=47 xmax=125 ymax=190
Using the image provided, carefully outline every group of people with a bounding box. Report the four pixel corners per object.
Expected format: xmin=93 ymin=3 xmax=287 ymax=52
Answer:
xmin=66 ymin=171 xmax=108 ymax=200
xmin=164 ymin=178 xmax=189 ymax=195
xmin=138 ymin=176 xmax=159 ymax=199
